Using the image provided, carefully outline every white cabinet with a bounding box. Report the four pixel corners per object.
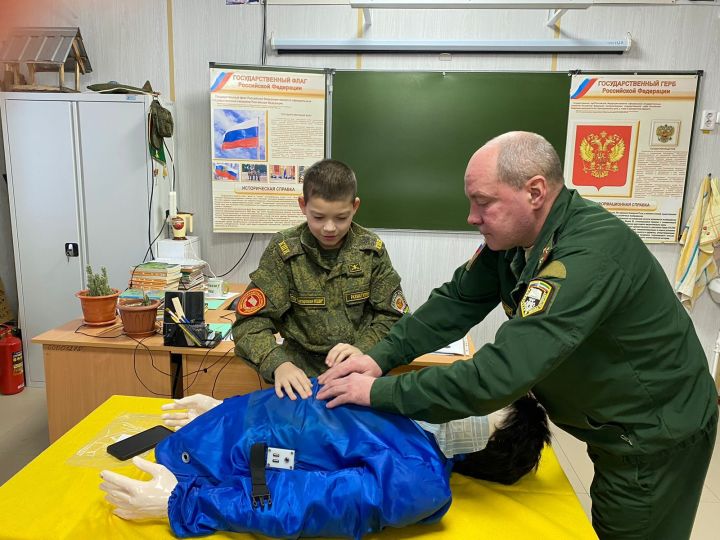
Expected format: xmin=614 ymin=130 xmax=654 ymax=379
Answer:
xmin=0 ymin=92 xmax=170 ymax=385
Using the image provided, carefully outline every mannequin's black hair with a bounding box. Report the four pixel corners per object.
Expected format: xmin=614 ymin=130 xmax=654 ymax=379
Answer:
xmin=451 ymin=395 xmax=551 ymax=485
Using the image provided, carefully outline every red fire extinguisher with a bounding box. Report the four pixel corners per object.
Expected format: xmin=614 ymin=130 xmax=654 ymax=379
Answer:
xmin=0 ymin=324 xmax=25 ymax=395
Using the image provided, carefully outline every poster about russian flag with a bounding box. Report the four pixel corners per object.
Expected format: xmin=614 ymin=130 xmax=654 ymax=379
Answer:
xmin=210 ymin=66 xmax=326 ymax=233
xmin=564 ymin=74 xmax=698 ymax=243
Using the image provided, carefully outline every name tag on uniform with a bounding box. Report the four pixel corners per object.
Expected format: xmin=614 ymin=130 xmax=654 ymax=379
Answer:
xmin=289 ymin=292 xmax=326 ymax=308
xmin=345 ymin=290 xmax=370 ymax=304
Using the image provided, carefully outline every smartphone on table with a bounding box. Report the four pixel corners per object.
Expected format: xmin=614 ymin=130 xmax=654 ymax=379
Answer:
xmin=106 ymin=425 xmax=174 ymax=461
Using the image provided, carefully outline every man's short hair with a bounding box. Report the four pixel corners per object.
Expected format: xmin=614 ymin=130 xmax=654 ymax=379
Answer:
xmin=302 ymin=159 xmax=357 ymax=202
xmin=493 ymin=132 xmax=565 ymax=190
xmin=451 ymin=395 xmax=551 ymax=485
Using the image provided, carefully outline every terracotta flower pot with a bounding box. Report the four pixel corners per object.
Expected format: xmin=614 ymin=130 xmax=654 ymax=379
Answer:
xmin=118 ymin=299 xmax=161 ymax=338
xmin=76 ymin=289 xmax=120 ymax=326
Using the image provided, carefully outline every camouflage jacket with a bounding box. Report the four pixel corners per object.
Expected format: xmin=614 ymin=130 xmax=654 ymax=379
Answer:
xmin=232 ymin=222 xmax=408 ymax=381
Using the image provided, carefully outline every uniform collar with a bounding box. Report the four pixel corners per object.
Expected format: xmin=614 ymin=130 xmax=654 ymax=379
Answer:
xmin=514 ymin=186 xmax=573 ymax=285
xmin=300 ymin=223 xmax=358 ymax=271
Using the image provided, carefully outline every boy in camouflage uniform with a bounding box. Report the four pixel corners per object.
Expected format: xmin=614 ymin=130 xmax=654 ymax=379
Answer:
xmin=232 ymin=159 xmax=408 ymax=400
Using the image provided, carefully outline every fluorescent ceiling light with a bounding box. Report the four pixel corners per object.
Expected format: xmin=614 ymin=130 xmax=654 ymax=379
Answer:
xmin=271 ymin=37 xmax=631 ymax=53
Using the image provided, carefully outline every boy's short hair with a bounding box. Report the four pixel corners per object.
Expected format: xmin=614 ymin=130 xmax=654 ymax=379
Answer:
xmin=303 ymin=159 xmax=357 ymax=202
xmin=451 ymin=395 xmax=551 ymax=485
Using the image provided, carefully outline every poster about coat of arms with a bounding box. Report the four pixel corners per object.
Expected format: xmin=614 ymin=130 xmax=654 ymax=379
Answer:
xmin=210 ymin=66 xmax=326 ymax=233
xmin=564 ymin=74 xmax=698 ymax=243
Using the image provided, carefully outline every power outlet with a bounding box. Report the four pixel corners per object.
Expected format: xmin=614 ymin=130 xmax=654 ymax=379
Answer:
xmin=700 ymin=109 xmax=717 ymax=131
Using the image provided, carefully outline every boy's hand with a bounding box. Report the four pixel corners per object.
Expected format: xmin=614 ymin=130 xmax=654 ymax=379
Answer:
xmin=274 ymin=362 xmax=313 ymax=400
xmin=325 ymin=343 xmax=362 ymax=368
xmin=318 ymin=354 xmax=382 ymax=385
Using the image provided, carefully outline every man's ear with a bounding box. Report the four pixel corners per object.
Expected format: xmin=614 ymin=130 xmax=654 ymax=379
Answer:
xmin=298 ymin=196 xmax=307 ymax=215
xmin=352 ymin=197 xmax=360 ymax=212
xmin=526 ymin=176 xmax=547 ymax=209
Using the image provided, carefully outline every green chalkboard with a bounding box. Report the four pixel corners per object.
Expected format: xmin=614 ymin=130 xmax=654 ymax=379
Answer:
xmin=330 ymin=71 xmax=571 ymax=231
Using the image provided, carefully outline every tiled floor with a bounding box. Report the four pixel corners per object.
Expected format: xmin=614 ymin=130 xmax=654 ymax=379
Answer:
xmin=0 ymin=388 xmax=718 ymax=538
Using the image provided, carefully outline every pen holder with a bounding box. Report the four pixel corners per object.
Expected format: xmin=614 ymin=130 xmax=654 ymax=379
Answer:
xmin=163 ymin=290 xmax=206 ymax=347
xmin=163 ymin=321 xmax=208 ymax=347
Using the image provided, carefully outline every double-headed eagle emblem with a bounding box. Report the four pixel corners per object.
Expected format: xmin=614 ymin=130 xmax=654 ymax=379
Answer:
xmin=655 ymin=124 xmax=675 ymax=143
xmin=579 ymin=131 xmax=626 ymax=179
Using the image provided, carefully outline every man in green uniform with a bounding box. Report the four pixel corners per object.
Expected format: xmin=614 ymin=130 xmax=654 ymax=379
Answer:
xmin=318 ymin=132 xmax=718 ymax=539
xmin=232 ymin=159 xmax=408 ymax=401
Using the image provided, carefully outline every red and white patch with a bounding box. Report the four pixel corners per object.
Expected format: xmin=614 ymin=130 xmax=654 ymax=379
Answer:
xmin=236 ymin=288 xmax=267 ymax=316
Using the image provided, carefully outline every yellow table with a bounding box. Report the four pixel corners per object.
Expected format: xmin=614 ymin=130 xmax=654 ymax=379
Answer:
xmin=0 ymin=395 xmax=596 ymax=539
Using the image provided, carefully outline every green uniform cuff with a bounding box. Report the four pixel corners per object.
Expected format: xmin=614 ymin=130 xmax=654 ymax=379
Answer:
xmin=369 ymin=376 xmax=397 ymax=412
xmin=367 ymin=340 xmax=400 ymax=373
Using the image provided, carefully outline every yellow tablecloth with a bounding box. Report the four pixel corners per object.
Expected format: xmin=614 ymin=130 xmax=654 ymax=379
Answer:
xmin=0 ymin=396 xmax=597 ymax=539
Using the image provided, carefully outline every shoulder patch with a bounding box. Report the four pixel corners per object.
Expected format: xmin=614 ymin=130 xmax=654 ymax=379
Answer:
xmin=466 ymin=242 xmax=486 ymax=271
xmin=347 ymin=262 xmax=363 ymax=275
xmin=236 ymin=288 xmax=267 ymax=316
xmin=278 ymin=240 xmax=290 ymax=256
xmin=391 ymin=289 xmax=410 ymax=314
xmin=358 ymin=235 xmax=385 ymax=255
xmin=537 ymin=260 xmax=567 ymax=280
xmin=520 ymin=279 xmax=555 ymax=317
xmin=276 ymin=237 xmax=302 ymax=261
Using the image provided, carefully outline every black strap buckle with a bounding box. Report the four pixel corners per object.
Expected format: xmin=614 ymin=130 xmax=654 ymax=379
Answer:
xmin=250 ymin=442 xmax=272 ymax=509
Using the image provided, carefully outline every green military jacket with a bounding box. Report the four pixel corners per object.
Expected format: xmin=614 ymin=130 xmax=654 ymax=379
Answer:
xmin=233 ymin=222 xmax=407 ymax=381
xmin=369 ymin=187 xmax=717 ymax=456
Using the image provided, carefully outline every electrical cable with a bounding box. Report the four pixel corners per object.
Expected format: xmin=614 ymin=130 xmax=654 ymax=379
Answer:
xmin=75 ymin=323 xmax=172 ymax=396
xmin=205 ymin=234 xmax=255 ymax=279
xmin=131 ymin=337 xmax=173 ymax=396
xmin=182 ymin=327 xmax=234 ymax=393
xmin=261 ymin=1 xmax=268 ymax=66
xmin=147 ymin=168 xmax=155 ymax=260
xmin=141 ymin=216 xmax=167 ymax=264
xmin=164 ymin=139 xmax=176 ymax=191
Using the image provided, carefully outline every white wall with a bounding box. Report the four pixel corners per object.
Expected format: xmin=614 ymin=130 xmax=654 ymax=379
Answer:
xmin=1 ymin=1 xmax=719 ymax=368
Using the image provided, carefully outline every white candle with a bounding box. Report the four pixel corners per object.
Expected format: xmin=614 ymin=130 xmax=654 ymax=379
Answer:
xmin=168 ymin=191 xmax=177 ymax=218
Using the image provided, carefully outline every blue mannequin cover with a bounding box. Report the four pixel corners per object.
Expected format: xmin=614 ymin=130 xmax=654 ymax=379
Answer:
xmin=155 ymin=380 xmax=453 ymax=539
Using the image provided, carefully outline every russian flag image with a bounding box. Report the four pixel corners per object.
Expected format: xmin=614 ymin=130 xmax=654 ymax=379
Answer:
xmin=211 ymin=71 xmax=233 ymax=93
xmin=221 ymin=118 xmax=259 ymax=150
xmin=215 ymin=165 xmax=238 ymax=180
xmin=570 ymin=78 xmax=598 ymax=100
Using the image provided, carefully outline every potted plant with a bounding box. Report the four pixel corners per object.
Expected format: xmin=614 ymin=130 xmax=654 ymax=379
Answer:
xmin=118 ymin=291 xmax=161 ymax=338
xmin=76 ymin=266 xmax=120 ymax=326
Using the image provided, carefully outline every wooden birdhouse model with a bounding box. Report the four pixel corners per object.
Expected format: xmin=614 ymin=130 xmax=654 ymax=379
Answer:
xmin=0 ymin=27 xmax=92 ymax=92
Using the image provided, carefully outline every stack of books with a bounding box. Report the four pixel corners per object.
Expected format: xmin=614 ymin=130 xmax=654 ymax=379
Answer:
xmin=129 ymin=262 xmax=182 ymax=291
xmin=152 ymin=258 xmax=208 ymax=292
xmin=177 ymin=261 xmax=206 ymax=291
xmin=118 ymin=289 xmax=165 ymax=302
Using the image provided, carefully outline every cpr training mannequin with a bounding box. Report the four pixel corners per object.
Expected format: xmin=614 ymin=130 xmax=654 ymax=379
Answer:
xmin=100 ymin=381 xmax=549 ymax=539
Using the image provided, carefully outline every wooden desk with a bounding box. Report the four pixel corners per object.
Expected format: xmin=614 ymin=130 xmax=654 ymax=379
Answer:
xmin=34 ymin=308 xmax=474 ymax=442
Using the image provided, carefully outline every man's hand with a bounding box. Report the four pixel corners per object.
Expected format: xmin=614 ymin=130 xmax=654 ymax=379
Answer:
xmin=161 ymin=394 xmax=222 ymax=430
xmin=100 ymin=456 xmax=178 ymax=520
xmin=325 ymin=343 xmax=362 ymax=368
xmin=316 ymin=372 xmax=375 ymax=409
xmin=274 ymin=362 xmax=312 ymax=400
xmin=317 ymin=354 xmax=382 ymax=385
